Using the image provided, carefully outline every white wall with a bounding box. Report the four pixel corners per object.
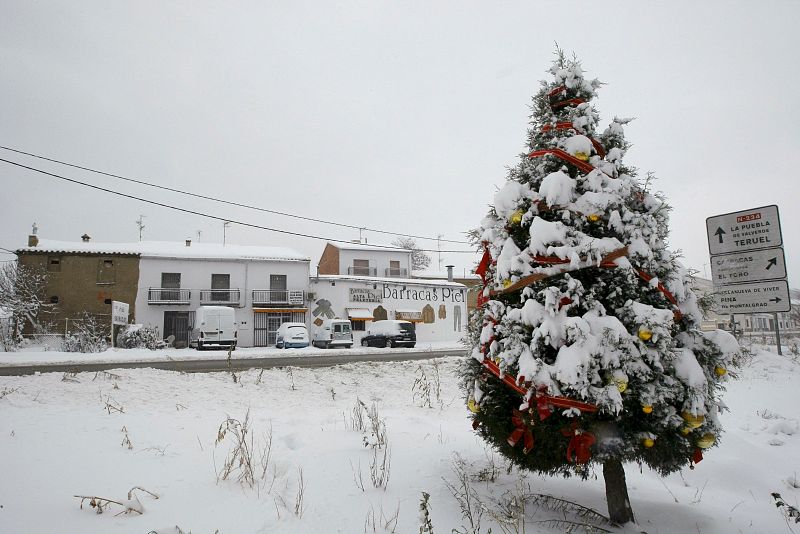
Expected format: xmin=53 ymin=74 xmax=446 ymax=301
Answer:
xmin=310 ymin=277 xmax=467 ymax=345
xmin=135 ymin=256 xmax=310 ymax=347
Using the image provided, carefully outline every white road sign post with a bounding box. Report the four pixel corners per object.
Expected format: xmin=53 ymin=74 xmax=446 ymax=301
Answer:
xmin=111 ymin=301 xmax=129 ymax=348
xmin=706 ymin=205 xmax=789 ymax=353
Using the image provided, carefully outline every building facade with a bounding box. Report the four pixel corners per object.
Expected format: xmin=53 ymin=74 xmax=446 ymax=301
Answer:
xmin=134 ymin=240 xmax=310 ymax=347
xmin=17 ymin=234 xmax=140 ymax=334
xmin=312 ymin=242 xmax=467 ymax=344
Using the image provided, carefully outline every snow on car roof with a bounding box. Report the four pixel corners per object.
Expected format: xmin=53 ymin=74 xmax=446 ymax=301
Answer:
xmin=18 ymin=239 xmax=310 ymax=262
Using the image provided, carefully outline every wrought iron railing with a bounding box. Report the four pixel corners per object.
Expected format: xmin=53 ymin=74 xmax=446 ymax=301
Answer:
xmin=384 ymin=268 xmax=408 ymax=278
xmin=251 ymin=289 xmax=305 ymax=306
xmin=148 ymin=288 xmax=191 ymax=304
xmin=199 ymin=289 xmax=241 ymax=306
xmin=347 ymin=266 xmax=377 ymax=276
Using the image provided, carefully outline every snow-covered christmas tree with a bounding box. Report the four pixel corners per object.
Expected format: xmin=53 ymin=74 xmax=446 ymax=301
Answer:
xmin=463 ymin=51 xmax=741 ymax=524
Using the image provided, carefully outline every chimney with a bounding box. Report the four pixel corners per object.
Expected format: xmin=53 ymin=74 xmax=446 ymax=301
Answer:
xmin=81 ymin=233 xmax=91 ymax=242
xmin=185 ymin=239 xmax=192 ymax=247
xmin=28 ymin=222 xmax=39 ymax=247
xmin=446 ymin=265 xmax=454 ymax=282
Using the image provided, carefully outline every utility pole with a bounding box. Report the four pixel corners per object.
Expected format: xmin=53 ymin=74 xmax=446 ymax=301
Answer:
xmin=223 ymin=221 xmax=231 ymax=246
xmin=135 ymin=215 xmax=146 ymax=241
xmin=358 ymin=227 xmax=366 ymax=244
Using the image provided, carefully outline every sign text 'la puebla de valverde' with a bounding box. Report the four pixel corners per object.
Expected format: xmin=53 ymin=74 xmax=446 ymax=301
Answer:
xmin=706 ymin=205 xmax=790 ymax=314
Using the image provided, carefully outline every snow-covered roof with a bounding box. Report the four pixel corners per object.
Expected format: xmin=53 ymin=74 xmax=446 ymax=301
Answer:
xmin=329 ymin=241 xmax=410 ymax=254
xmin=313 ymin=274 xmax=466 ymax=289
xmin=18 ymin=239 xmax=309 ymax=262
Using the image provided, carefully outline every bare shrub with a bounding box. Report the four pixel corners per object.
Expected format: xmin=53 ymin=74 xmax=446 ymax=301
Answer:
xmin=418 ymin=492 xmax=434 ymax=533
xmin=62 ymin=312 xmax=108 ymax=353
xmin=412 ymin=361 xmax=443 ymax=409
xmin=121 ymin=426 xmax=133 ymax=450
xmin=214 ymin=410 xmax=275 ymax=493
xmin=369 ymin=446 xmax=391 ymax=489
xmin=364 ymin=501 xmax=400 ymax=533
xmin=74 ymin=486 xmax=158 ymax=516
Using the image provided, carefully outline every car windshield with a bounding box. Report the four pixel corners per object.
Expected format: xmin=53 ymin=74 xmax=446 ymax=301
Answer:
xmin=399 ymin=324 xmax=414 ymax=333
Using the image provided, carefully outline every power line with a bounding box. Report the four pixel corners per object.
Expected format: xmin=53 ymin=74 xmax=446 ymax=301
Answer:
xmin=0 ymin=157 xmax=477 ymax=254
xmin=0 ymin=145 xmax=470 ymax=245
xmin=0 ymin=246 xmax=18 ymax=255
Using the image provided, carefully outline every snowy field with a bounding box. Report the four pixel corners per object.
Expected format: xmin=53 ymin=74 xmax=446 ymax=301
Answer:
xmin=1 ymin=345 xmax=799 ymax=533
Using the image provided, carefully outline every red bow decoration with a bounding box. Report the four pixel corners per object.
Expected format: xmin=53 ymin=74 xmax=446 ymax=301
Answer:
xmin=692 ymin=447 xmax=703 ymax=465
xmin=531 ymin=385 xmax=554 ymax=421
xmin=508 ymin=409 xmax=535 ymax=454
xmin=561 ymin=423 xmax=595 ymax=464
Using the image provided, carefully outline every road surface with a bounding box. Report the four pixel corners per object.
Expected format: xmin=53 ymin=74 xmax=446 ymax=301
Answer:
xmin=0 ymin=348 xmax=468 ymax=376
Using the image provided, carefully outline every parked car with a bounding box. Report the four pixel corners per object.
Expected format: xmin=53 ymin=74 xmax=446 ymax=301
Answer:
xmin=360 ymin=320 xmax=416 ymax=348
xmin=190 ymin=306 xmax=237 ymax=350
xmin=311 ymin=318 xmax=353 ymax=348
xmin=276 ymin=322 xmax=310 ymax=349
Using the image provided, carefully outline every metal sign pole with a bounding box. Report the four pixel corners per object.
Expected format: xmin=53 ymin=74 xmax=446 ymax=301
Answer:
xmin=774 ymin=312 xmax=783 ymax=355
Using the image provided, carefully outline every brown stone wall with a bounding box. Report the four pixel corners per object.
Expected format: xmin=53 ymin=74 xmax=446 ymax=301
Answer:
xmin=317 ymin=244 xmax=340 ymax=275
xmin=17 ymin=252 xmax=140 ymax=333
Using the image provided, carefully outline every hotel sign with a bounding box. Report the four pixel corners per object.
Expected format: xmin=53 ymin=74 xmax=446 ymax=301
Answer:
xmin=350 ymin=288 xmax=383 ymax=303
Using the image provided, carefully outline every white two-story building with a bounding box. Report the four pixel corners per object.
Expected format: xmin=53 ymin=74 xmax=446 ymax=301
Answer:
xmin=134 ymin=240 xmax=310 ymax=347
xmin=312 ymin=242 xmax=468 ymax=344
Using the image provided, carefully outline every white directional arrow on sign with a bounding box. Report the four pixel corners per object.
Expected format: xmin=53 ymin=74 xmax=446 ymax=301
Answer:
xmin=714 ymin=280 xmax=791 ymax=314
xmin=710 ymin=248 xmax=787 ymax=286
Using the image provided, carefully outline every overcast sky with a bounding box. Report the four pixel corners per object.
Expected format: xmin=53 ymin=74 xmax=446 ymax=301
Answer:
xmin=2 ymin=1 xmax=799 ymax=284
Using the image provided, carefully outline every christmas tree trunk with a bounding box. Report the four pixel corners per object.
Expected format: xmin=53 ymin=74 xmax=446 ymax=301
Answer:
xmin=463 ymin=49 xmax=741 ymax=525
xmin=603 ymin=459 xmax=634 ymax=524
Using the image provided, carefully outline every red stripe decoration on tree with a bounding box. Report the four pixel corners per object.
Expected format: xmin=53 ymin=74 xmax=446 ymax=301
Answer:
xmin=480 ymin=358 xmax=599 ymax=413
xmin=541 ymin=122 xmax=607 ymax=158
xmin=528 ymin=147 xmax=596 ymax=174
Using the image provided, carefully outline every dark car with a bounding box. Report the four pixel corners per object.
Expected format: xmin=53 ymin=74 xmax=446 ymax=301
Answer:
xmin=360 ymin=320 xmax=416 ymax=348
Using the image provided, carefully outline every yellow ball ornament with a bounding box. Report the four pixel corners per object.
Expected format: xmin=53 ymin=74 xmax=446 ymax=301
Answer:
xmin=642 ymin=438 xmax=655 ymax=448
xmin=696 ymin=433 xmax=716 ymax=449
xmin=681 ymin=411 xmax=705 ymax=429
xmin=467 ymin=398 xmax=480 ymax=413
xmin=642 ymin=405 xmax=653 ymax=414
xmin=502 ymin=279 xmax=513 ymax=289
xmin=613 ymin=377 xmax=628 ymax=393
xmin=509 ymin=209 xmax=525 ymax=225
xmin=679 ymin=426 xmax=692 ymax=436
xmin=715 ymin=366 xmax=727 ymax=376
xmin=638 ymin=328 xmax=653 ymax=342
xmin=574 ymin=151 xmax=590 ymax=162
xmin=587 ymin=214 xmax=601 ymax=222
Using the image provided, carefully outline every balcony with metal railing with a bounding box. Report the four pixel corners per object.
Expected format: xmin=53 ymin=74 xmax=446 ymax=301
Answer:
xmin=148 ymin=288 xmax=191 ymax=305
xmin=384 ymin=267 xmax=408 ymax=278
xmin=199 ymin=288 xmax=241 ymax=306
xmin=347 ymin=266 xmax=377 ymax=276
xmin=251 ymin=289 xmax=305 ymax=307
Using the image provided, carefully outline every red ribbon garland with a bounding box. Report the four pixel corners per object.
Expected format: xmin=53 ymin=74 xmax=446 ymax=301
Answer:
xmin=561 ymin=422 xmax=596 ymax=464
xmin=508 ymin=409 xmax=535 ymax=453
xmin=481 ymin=358 xmax=599 ymax=413
xmin=528 ymin=147 xmax=597 ymax=175
xmin=541 ymin=122 xmax=607 ymax=158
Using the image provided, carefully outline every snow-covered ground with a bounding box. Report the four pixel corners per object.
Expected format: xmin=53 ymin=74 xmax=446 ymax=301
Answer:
xmin=0 ymin=344 xmax=798 ymax=533
xmin=0 ymin=340 xmax=464 ymax=367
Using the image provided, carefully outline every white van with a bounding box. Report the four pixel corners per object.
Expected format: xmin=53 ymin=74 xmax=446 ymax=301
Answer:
xmin=275 ymin=322 xmax=310 ymax=349
xmin=190 ymin=306 xmax=237 ymax=351
xmin=311 ymin=318 xmax=353 ymax=349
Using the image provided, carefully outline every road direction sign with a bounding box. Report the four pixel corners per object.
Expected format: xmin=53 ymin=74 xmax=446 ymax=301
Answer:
xmin=714 ymin=280 xmax=791 ymax=314
xmin=706 ymin=205 xmax=782 ymax=256
xmin=710 ymin=248 xmax=787 ymax=286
